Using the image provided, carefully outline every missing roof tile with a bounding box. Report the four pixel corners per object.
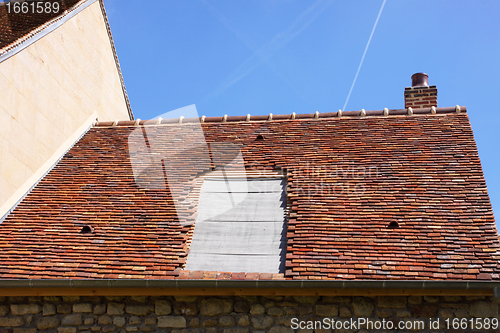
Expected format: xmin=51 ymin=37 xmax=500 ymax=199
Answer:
xmin=387 ymin=221 xmax=399 ymax=229
xmin=79 ymin=225 xmax=94 ymax=234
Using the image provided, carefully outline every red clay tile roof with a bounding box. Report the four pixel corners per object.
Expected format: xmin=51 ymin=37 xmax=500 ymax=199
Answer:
xmin=0 ymin=0 xmax=81 ymax=51
xmin=1 ymin=106 xmax=499 ymax=280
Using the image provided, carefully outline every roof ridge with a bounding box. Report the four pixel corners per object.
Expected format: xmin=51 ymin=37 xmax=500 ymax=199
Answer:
xmin=94 ymin=105 xmax=465 ymax=127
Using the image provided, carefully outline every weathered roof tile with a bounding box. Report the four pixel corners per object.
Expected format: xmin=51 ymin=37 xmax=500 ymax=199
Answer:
xmin=0 ymin=108 xmax=498 ymax=280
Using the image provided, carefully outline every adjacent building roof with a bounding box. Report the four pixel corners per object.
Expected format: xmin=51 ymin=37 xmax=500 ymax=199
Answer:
xmin=0 ymin=0 xmax=81 ymax=51
xmin=0 ymin=106 xmax=499 ymax=281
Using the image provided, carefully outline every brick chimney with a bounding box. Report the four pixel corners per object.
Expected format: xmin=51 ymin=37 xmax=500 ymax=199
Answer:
xmin=404 ymin=73 xmax=437 ymax=109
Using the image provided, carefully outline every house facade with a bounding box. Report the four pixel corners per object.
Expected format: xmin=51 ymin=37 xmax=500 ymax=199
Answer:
xmin=0 ymin=0 xmax=498 ymax=329
xmin=0 ymin=84 xmax=499 ymax=331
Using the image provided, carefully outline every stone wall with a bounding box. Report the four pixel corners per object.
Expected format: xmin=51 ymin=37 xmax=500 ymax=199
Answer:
xmin=0 ymin=295 xmax=498 ymax=333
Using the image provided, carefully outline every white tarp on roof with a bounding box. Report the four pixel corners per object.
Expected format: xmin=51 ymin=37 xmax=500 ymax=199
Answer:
xmin=185 ymin=178 xmax=286 ymax=273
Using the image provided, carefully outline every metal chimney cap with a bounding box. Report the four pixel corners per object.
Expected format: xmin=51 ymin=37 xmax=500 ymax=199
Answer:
xmin=411 ymin=73 xmax=429 ymax=87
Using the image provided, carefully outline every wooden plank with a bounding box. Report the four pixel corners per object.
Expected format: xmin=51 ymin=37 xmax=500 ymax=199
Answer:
xmin=186 ymin=178 xmax=287 ymax=273
xmin=201 ymin=179 xmax=285 ymax=193
xmin=201 ymin=170 xmax=284 ymax=179
xmin=0 ymin=287 xmax=492 ymax=297
xmin=197 ymin=193 xmax=286 ymax=222
xmin=185 ymin=253 xmax=283 ymax=272
xmin=188 ymin=221 xmax=285 ymax=254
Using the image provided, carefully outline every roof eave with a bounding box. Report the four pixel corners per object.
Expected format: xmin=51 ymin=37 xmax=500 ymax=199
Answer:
xmin=0 ymin=279 xmax=498 ymax=296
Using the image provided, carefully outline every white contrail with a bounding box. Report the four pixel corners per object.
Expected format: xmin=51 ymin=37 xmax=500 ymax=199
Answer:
xmin=342 ymin=0 xmax=387 ymax=111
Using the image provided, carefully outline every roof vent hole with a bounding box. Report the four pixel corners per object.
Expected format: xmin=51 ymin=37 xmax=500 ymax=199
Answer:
xmin=387 ymin=221 xmax=399 ymax=229
xmin=80 ymin=225 xmax=94 ymax=234
xmin=255 ymin=135 xmax=264 ymax=141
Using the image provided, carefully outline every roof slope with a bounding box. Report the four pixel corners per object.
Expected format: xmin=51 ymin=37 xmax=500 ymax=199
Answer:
xmin=1 ymin=108 xmax=499 ymax=280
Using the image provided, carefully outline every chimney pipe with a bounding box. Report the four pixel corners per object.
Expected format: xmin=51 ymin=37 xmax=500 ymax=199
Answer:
xmin=405 ymin=73 xmax=437 ymax=109
xmin=411 ymin=73 xmax=429 ymax=87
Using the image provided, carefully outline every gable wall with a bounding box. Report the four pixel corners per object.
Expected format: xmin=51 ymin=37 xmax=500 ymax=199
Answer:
xmin=0 ymin=1 xmax=131 ymax=208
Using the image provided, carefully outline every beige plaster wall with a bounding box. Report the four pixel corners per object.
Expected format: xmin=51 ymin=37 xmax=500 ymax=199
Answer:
xmin=0 ymin=1 xmax=131 ymax=208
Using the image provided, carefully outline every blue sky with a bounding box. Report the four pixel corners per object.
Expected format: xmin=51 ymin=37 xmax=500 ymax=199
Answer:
xmin=105 ymin=0 xmax=500 ymax=227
